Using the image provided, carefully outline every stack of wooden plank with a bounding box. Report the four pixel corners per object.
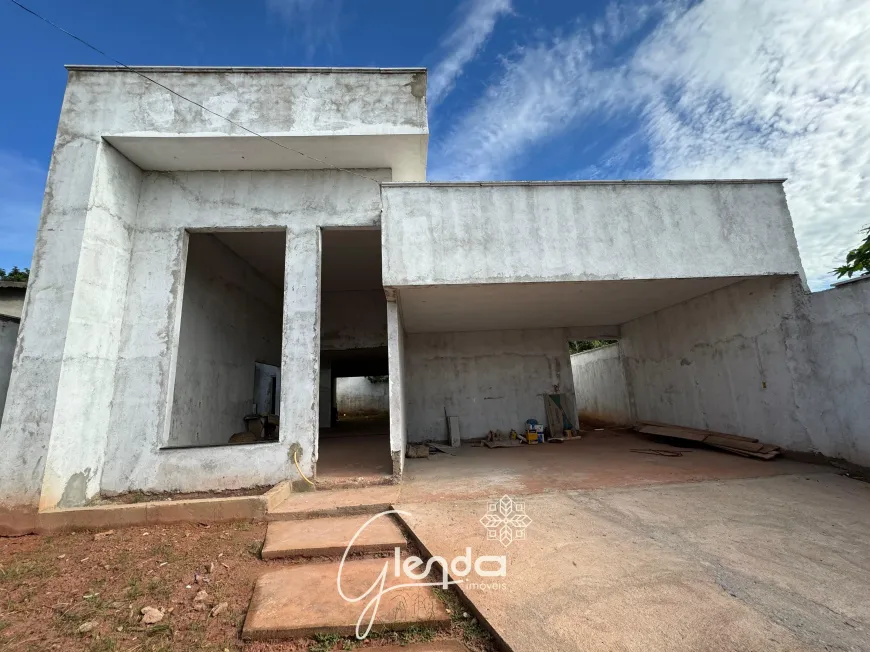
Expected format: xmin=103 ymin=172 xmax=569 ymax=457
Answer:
xmin=636 ymin=421 xmax=781 ymax=460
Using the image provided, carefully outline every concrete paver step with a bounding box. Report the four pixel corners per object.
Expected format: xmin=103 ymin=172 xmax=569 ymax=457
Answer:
xmin=267 ymin=484 xmax=400 ymax=521
xmin=261 ymin=514 xmax=407 ymax=559
xmin=242 ymin=558 xmax=451 ymax=640
xmin=378 ymin=643 xmax=469 ymax=652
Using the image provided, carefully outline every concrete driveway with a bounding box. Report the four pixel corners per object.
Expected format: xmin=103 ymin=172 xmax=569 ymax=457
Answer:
xmin=399 ymin=471 xmax=870 ymax=652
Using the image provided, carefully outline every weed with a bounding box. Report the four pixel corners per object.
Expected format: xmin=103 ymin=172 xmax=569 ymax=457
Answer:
xmin=248 ymin=540 xmax=264 ymax=558
xmin=309 ymin=632 xmax=341 ymax=652
xmin=401 ymin=625 xmax=436 ymax=643
xmin=125 ymin=579 xmax=143 ymax=598
xmin=146 ymin=622 xmax=173 ymax=639
xmin=233 ymin=521 xmax=252 ymax=531
xmin=0 ymin=620 xmax=8 ymax=631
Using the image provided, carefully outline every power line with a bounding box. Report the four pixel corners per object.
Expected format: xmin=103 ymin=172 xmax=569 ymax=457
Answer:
xmin=6 ymin=0 xmax=383 ymax=186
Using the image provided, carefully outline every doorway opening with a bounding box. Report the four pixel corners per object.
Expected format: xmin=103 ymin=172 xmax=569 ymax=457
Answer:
xmin=165 ymin=229 xmax=285 ymax=448
xmin=317 ymin=228 xmax=392 ymax=484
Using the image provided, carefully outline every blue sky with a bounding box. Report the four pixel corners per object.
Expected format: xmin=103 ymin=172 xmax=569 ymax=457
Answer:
xmin=1 ymin=0 xmax=868 ymax=289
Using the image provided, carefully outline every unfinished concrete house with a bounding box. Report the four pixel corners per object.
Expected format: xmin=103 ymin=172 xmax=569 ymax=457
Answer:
xmin=1 ymin=65 xmax=868 ymax=532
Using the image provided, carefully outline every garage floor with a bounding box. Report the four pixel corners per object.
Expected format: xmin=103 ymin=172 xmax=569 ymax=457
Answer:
xmin=398 ymin=462 xmax=869 ymax=651
xmin=399 ymin=430 xmax=822 ymax=503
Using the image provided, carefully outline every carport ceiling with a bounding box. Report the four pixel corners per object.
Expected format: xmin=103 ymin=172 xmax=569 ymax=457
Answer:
xmin=398 ymin=277 xmax=753 ymax=333
xmin=213 ymin=231 xmax=285 ymax=289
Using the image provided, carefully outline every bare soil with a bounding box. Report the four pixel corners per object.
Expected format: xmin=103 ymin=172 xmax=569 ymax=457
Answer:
xmin=0 ymin=522 xmax=494 ymax=652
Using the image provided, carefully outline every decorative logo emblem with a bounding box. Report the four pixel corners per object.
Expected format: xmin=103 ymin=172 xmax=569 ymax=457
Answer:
xmin=480 ymin=495 xmax=532 ymax=547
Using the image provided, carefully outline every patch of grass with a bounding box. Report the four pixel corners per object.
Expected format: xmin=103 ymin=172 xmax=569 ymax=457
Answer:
xmin=146 ymin=578 xmax=172 ymax=599
xmin=88 ymin=638 xmax=117 ymax=652
xmin=247 ymin=540 xmax=264 ymax=558
xmin=400 ymin=624 xmax=436 ymax=643
xmin=0 ymin=559 xmax=49 ymax=582
xmin=125 ymin=579 xmax=143 ymax=599
xmin=309 ymin=632 xmax=342 ymax=652
xmin=233 ymin=520 xmax=252 ymax=531
xmin=149 ymin=542 xmax=180 ymax=563
xmin=146 ymin=622 xmax=172 ymax=638
xmin=0 ymin=620 xmax=8 ymax=631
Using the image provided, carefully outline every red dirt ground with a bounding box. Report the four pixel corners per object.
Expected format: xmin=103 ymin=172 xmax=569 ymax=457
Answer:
xmin=0 ymin=521 xmax=491 ymax=652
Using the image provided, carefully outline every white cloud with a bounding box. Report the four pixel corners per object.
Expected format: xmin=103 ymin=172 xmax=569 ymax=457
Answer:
xmin=0 ymin=150 xmax=44 ymax=272
xmin=429 ymin=1 xmax=666 ymax=180
xmin=266 ymin=0 xmax=343 ymax=56
xmin=428 ymin=0 xmax=513 ymax=107
xmin=431 ymin=0 xmax=870 ymax=290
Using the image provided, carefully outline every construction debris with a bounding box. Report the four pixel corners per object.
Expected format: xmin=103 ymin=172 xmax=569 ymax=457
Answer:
xmin=405 ymin=444 xmax=430 ymax=459
xmin=636 ymin=421 xmax=781 ymax=459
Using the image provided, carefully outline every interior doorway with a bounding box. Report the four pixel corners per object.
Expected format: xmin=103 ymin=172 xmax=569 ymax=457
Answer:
xmin=317 ymin=228 xmax=392 ymax=484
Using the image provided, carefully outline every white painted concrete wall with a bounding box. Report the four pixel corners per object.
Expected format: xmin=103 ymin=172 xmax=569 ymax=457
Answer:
xmin=0 ymin=318 xmax=18 ymax=424
xmin=336 ymin=376 xmax=389 ymax=415
xmin=622 ymin=276 xmax=870 ymax=466
xmin=570 ymin=345 xmax=633 ymax=425
xmin=168 ymin=234 xmax=283 ymax=447
xmin=382 ymin=182 xmax=804 ymax=287
xmin=404 ymin=328 xmax=575 ymax=443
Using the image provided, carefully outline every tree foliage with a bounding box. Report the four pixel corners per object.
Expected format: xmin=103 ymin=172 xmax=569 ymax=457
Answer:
xmin=834 ymin=225 xmax=870 ymax=279
xmin=569 ymin=339 xmax=617 ymax=354
xmin=0 ymin=266 xmax=29 ymax=282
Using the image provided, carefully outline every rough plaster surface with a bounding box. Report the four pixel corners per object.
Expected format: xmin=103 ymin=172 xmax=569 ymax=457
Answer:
xmin=382 ymin=182 xmax=804 ymax=287
xmin=336 ymin=376 xmax=389 ymax=415
xmin=404 ymin=328 xmax=575 ymax=443
xmin=0 ymin=318 xmax=18 ymax=424
xmin=321 ymin=290 xmax=386 ymax=350
xmin=571 ymin=344 xmax=633 ymax=425
xmin=621 ymin=276 xmax=870 ymax=465
xmin=399 ymin=473 xmax=870 ymax=651
xmin=168 ymin=233 xmax=283 ymax=446
xmin=387 ymin=300 xmax=407 ymax=474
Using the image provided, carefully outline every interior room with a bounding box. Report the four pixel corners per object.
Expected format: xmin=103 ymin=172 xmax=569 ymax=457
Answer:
xmin=166 ymin=230 xmax=286 ymax=448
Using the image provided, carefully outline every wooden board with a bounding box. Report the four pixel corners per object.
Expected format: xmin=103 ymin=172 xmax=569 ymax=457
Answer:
xmin=447 ymin=416 xmax=461 ymax=448
xmin=638 ymin=420 xmax=759 ymax=443
xmin=638 ymin=425 xmax=707 ymax=441
xmin=428 ymin=443 xmax=458 ymax=455
xmin=484 ymin=440 xmax=522 ymax=448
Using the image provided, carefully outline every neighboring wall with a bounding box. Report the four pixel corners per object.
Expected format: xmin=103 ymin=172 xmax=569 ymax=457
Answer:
xmin=382 ymin=182 xmax=804 ymax=287
xmin=570 ymin=345 xmax=632 ymax=425
xmin=0 ymin=317 xmax=18 ymax=423
xmin=0 ymin=284 xmax=26 ymax=319
xmin=168 ymin=234 xmax=283 ymax=447
xmin=336 ymin=376 xmax=389 ymax=415
xmin=405 ymin=328 xmax=575 ymax=443
xmin=621 ymin=275 xmax=870 ymax=466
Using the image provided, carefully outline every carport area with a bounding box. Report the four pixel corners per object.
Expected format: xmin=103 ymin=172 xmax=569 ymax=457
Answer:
xmin=395 ymin=437 xmax=870 ymax=651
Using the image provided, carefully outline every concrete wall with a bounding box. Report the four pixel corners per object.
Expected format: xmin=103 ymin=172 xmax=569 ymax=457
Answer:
xmin=570 ymin=345 xmax=632 ymax=425
xmin=382 ymin=182 xmax=804 ymax=287
xmin=336 ymin=376 xmax=390 ymax=415
xmin=622 ymin=276 xmax=870 ymax=466
xmin=404 ymin=328 xmax=575 ymax=443
xmin=321 ymin=290 xmax=386 ymax=350
xmin=0 ymin=286 xmax=26 ymax=319
xmin=168 ymin=234 xmax=283 ymax=447
xmin=0 ymin=317 xmax=18 ymax=423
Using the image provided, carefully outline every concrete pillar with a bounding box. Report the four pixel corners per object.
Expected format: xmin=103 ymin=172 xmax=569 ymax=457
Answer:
xmin=0 ymin=124 xmax=102 ymax=522
xmin=39 ymin=144 xmax=142 ymax=509
xmin=386 ymin=294 xmax=407 ymax=476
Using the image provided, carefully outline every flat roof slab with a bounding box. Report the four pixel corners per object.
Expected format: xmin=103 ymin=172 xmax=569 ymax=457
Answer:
xmin=397 ymin=277 xmax=750 ymax=333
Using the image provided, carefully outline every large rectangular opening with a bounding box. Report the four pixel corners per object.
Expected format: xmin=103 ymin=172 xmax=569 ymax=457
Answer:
xmin=165 ymin=229 xmax=285 ymax=448
xmin=316 ymin=228 xmax=392 ymax=483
